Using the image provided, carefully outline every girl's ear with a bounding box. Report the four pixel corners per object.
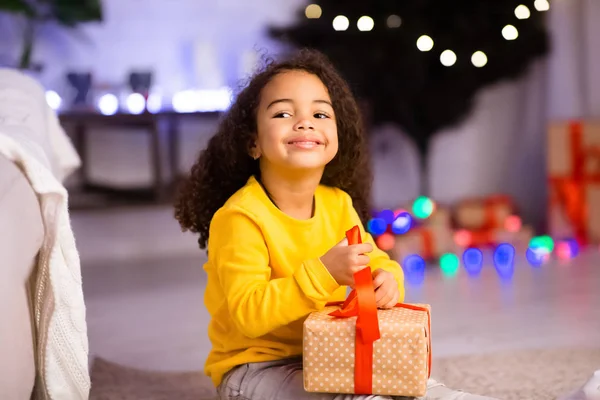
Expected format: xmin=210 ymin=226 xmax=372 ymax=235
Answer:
xmin=249 ymin=141 xmax=261 ymax=160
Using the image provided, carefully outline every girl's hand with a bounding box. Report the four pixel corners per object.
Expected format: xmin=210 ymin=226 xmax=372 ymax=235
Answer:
xmin=372 ymin=269 xmax=400 ymax=309
xmin=320 ymin=238 xmax=373 ymax=287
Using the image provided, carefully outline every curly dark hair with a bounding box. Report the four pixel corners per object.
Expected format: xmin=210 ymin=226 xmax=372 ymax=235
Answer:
xmin=174 ymin=48 xmax=373 ymax=249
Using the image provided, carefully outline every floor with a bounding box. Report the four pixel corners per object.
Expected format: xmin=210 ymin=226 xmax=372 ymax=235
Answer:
xmin=75 ymin=205 xmax=600 ymax=373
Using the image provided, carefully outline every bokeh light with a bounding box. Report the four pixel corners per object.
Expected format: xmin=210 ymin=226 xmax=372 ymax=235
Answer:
xmin=416 ymin=35 xmax=434 ymax=52
xmin=555 ymin=238 xmax=579 ymax=261
xmin=375 ymin=232 xmax=395 ymax=251
xmin=403 ymin=254 xmax=426 ymax=285
xmin=440 ymin=253 xmax=460 ymax=277
xmin=463 ymin=248 xmax=484 ymax=276
xmin=504 ymin=215 xmax=522 ymax=232
xmin=377 ymin=209 xmax=395 ymax=225
xmin=333 ymin=15 xmax=350 ymax=31
xmin=526 ymin=246 xmax=550 ymax=267
xmin=494 ymin=243 xmax=515 ymax=279
xmin=454 ymin=229 xmax=472 ymax=247
xmin=305 ymin=4 xmax=322 ymax=19
xmin=412 ymin=196 xmax=435 ymax=219
xmin=391 ymin=212 xmax=412 ymax=235
xmin=367 ymin=218 xmax=387 ymax=236
xmin=529 ymin=235 xmax=555 ymax=253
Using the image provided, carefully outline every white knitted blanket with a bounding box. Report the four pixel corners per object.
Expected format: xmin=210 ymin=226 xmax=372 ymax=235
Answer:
xmin=0 ymin=69 xmax=90 ymax=399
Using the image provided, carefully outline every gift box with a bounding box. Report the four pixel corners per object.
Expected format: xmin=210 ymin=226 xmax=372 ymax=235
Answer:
xmin=421 ymin=206 xmax=451 ymax=228
xmin=392 ymin=225 xmax=454 ymax=261
xmin=454 ymin=195 xmax=514 ymax=231
xmin=453 ymin=225 xmax=534 ymax=249
xmin=548 ymin=121 xmax=600 ymax=245
xmin=303 ymin=226 xmax=432 ymax=397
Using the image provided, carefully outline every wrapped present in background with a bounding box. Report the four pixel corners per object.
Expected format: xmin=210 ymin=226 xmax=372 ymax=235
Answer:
xmin=369 ymin=198 xmax=453 ymax=261
xmin=304 ymin=226 xmax=431 ymax=397
xmin=453 ymin=225 xmax=534 ymax=250
xmin=453 ymin=195 xmax=514 ymax=231
xmin=548 ymin=120 xmax=600 ymax=245
xmin=392 ymin=225 xmax=455 ymax=261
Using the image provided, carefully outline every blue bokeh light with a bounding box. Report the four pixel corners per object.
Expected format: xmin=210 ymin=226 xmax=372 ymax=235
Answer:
xmin=367 ymin=218 xmax=387 ymax=236
xmin=494 ymin=243 xmax=515 ymax=279
xmin=463 ymin=248 xmax=484 ymax=276
xmin=391 ymin=212 xmax=412 ymax=235
xmin=403 ymin=254 xmax=426 ymax=286
xmin=377 ymin=209 xmax=396 ymax=225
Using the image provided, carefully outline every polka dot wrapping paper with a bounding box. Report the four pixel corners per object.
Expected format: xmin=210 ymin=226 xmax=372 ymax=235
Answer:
xmin=303 ymin=304 xmax=431 ymax=397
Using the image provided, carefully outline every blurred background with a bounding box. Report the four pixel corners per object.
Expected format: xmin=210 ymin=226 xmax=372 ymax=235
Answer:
xmin=1 ymin=0 xmax=599 ymax=398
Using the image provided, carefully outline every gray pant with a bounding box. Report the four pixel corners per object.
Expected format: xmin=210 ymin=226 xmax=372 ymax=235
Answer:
xmin=216 ymin=358 xmax=497 ymax=400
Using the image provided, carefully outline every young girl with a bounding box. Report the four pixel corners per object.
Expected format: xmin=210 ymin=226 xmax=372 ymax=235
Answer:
xmin=175 ymin=49 xmax=496 ymax=400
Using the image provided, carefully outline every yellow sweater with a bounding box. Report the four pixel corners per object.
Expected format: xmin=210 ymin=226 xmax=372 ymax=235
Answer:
xmin=203 ymin=176 xmax=405 ymax=387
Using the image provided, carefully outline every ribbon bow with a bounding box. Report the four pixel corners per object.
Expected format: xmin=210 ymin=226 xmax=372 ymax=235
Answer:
xmin=326 ymin=225 xmax=431 ymax=395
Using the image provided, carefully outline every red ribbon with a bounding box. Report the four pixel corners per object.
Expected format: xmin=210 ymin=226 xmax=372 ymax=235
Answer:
xmin=413 ymin=227 xmax=434 ymax=260
xmin=326 ymin=226 xmax=432 ymax=394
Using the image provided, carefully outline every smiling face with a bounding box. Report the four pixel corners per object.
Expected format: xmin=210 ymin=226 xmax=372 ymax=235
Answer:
xmin=253 ymin=70 xmax=339 ymax=175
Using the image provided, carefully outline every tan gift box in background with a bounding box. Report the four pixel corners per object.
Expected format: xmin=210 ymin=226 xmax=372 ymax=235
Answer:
xmin=454 ymin=195 xmax=513 ymax=231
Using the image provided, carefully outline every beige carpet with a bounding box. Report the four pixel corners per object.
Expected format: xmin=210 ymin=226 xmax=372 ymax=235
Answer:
xmin=90 ymin=348 xmax=600 ymax=400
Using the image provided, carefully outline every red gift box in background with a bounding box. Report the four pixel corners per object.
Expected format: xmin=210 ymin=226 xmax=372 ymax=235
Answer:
xmin=548 ymin=121 xmax=600 ymax=245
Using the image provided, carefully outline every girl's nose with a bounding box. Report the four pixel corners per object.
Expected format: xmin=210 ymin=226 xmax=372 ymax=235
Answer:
xmin=293 ymin=118 xmax=315 ymax=131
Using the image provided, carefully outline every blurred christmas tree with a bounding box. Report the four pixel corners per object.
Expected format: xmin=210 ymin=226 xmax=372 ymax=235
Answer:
xmin=270 ymin=0 xmax=549 ymax=193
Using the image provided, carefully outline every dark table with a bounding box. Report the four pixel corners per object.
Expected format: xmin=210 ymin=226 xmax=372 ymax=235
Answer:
xmin=59 ymin=109 xmax=220 ymax=204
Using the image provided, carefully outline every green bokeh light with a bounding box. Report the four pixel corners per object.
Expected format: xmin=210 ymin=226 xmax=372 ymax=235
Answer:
xmin=440 ymin=253 xmax=460 ymax=276
xmin=412 ymin=196 xmax=434 ymax=219
xmin=529 ymin=235 xmax=554 ymax=252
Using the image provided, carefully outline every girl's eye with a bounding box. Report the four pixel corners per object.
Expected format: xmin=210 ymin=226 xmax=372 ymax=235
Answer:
xmin=274 ymin=112 xmax=291 ymax=118
xmin=314 ymin=112 xmax=329 ymax=119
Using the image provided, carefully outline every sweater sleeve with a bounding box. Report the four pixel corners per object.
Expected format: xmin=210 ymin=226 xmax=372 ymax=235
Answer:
xmin=339 ymin=191 xmax=406 ymax=303
xmin=209 ymin=207 xmax=340 ymax=339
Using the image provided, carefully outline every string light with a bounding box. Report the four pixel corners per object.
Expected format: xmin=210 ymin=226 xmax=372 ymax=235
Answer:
xmin=126 ymin=93 xmax=146 ymax=114
xmin=391 ymin=212 xmax=412 ymax=235
xmin=97 ymin=94 xmax=119 ymax=115
xmin=515 ymin=5 xmax=531 ymax=19
xmin=526 ymin=246 xmax=549 ymax=267
xmin=440 ymin=50 xmax=457 ymax=67
xmin=502 ymin=25 xmax=519 ymax=40
xmin=529 ymin=235 xmax=555 ymax=253
xmin=45 ymin=90 xmax=62 ymax=110
xmin=471 ymin=51 xmax=488 ymax=67
xmin=463 ymin=248 xmax=484 ymax=276
xmin=367 ymin=218 xmax=387 ymax=236
xmin=440 ymin=253 xmax=460 ymax=277
xmin=376 ymin=232 xmax=395 ymax=251
xmin=454 ymin=229 xmax=472 ymax=247
xmin=305 ymin=4 xmax=322 ymax=19
xmin=534 ymin=0 xmax=550 ymax=12
xmin=357 ymin=16 xmax=374 ymax=32
xmin=333 ymin=15 xmax=350 ymax=31
xmin=386 ymin=14 xmax=402 ymax=29
xmin=412 ymin=196 xmax=435 ymax=219
xmin=403 ymin=254 xmax=426 ymax=286
xmin=377 ymin=209 xmax=396 ymax=224
xmin=493 ymin=243 xmax=515 ymax=279
xmin=146 ymin=93 xmax=162 ymax=113
xmin=416 ymin=35 xmax=434 ymax=52
xmin=308 ymin=4 xmax=539 ymax=69
xmin=504 ymin=215 xmax=522 ymax=233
